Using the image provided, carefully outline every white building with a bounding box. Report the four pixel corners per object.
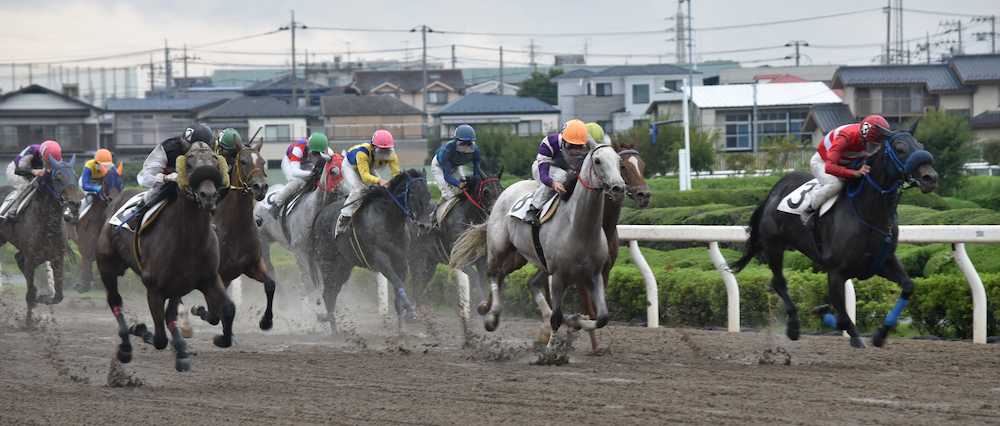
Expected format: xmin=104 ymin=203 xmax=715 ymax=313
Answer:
xmin=554 ymin=64 xmax=696 ymax=133
xmin=435 ymin=93 xmax=560 ymax=138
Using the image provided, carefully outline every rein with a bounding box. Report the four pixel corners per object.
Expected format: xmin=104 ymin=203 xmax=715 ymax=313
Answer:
xmin=385 ymin=175 xmax=425 ymax=221
xmin=461 ymin=176 xmax=499 ymax=212
xmin=228 ymin=150 xmax=264 ymax=194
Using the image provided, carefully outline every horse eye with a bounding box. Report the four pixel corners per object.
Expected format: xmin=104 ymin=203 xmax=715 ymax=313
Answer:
xmin=595 ymin=158 xmax=602 ymax=165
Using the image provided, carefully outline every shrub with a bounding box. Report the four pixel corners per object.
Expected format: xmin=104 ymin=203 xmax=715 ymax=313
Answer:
xmin=914 ymin=110 xmax=976 ymax=195
xmin=899 ymin=191 xmax=951 ymax=210
xmin=647 ymin=188 xmax=767 ymax=208
xmin=909 ymin=273 xmax=1000 ymax=339
xmin=982 ymin=139 xmax=1000 ymax=165
xmin=953 ymin=176 xmax=1000 ymax=210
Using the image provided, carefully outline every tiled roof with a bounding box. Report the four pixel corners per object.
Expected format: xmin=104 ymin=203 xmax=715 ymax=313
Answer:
xmin=436 ymin=93 xmax=558 ymax=115
xmin=105 ymin=97 xmax=225 ymax=112
xmin=244 ymin=75 xmax=329 ymax=92
xmin=833 ymin=65 xmax=968 ymax=92
xmin=949 ymin=54 xmax=1000 ymax=83
xmin=320 ymin=95 xmax=423 ymax=116
xmin=200 ymin=96 xmax=312 ymax=119
xmin=353 ymin=69 xmax=465 ymax=93
xmin=971 ymin=110 xmax=1000 ymax=129
xmin=804 ymin=103 xmax=855 ymax=133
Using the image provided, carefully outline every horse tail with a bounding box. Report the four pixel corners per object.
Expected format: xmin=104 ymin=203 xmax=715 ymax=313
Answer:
xmin=449 ymin=224 xmax=487 ymax=270
xmin=729 ymin=199 xmax=765 ymax=273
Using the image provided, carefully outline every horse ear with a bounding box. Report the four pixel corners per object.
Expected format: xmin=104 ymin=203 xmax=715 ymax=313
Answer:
xmin=908 ymin=118 xmax=920 ymax=135
xmin=117 ymin=161 xmax=124 ymax=176
xmin=497 ymin=165 xmax=504 ymax=179
xmin=69 ymin=154 xmax=76 ymax=167
xmin=250 ymin=139 xmax=263 ymax=152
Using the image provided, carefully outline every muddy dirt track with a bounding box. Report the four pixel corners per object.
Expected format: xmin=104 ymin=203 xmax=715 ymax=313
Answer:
xmin=1 ymin=287 xmax=999 ymax=426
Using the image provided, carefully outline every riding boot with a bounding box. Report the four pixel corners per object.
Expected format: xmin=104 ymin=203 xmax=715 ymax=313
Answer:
xmin=800 ymin=206 xmax=816 ymax=228
xmin=524 ymin=206 xmax=541 ymax=226
xmin=335 ymin=215 xmax=351 ymax=237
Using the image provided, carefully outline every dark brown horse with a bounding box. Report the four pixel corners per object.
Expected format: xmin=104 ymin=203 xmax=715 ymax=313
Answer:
xmin=70 ymin=164 xmax=124 ymax=292
xmin=0 ymin=158 xmax=82 ymax=317
xmin=97 ymin=142 xmax=232 ymax=372
xmin=191 ymin=138 xmax=275 ymax=330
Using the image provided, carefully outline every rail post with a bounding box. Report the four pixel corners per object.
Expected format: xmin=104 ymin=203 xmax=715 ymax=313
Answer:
xmin=629 ymin=240 xmax=659 ymax=328
xmin=708 ymin=242 xmax=740 ymax=333
xmin=844 ymin=279 xmax=856 ymax=337
xmin=953 ymin=243 xmax=987 ymax=344
xmin=376 ymin=273 xmax=389 ymax=319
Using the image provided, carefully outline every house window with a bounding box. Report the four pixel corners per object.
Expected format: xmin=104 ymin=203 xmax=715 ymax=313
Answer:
xmin=725 ymin=112 xmax=751 ymax=151
xmin=945 ymin=109 xmax=971 ymax=118
xmin=265 ymin=124 xmax=291 ymax=144
xmin=595 ymin=83 xmax=612 ymax=97
xmin=632 ymin=84 xmax=650 ymax=104
xmin=882 ymin=87 xmax=912 ymax=114
xmin=427 ymin=90 xmax=449 ymax=105
xmin=661 ymin=80 xmax=679 ymax=92
xmin=515 ymin=120 xmax=544 ymax=136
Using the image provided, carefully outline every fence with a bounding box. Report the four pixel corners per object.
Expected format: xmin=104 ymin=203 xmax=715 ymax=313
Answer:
xmin=617 ymin=225 xmax=1000 ymax=344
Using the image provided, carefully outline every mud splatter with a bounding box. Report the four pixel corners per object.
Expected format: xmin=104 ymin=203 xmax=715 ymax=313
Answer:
xmin=106 ymin=359 xmax=143 ymax=388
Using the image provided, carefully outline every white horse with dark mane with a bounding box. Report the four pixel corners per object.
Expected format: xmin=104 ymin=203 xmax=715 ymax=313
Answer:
xmin=451 ymin=144 xmax=625 ymax=341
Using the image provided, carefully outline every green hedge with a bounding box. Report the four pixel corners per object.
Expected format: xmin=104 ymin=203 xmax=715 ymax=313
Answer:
xmin=909 ymin=273 xmax=1000 ymax=339
xmin=647 ymin=188 xmax=767 ymax=208
xmin=953 ymin=176 xmax=1000 ymax=210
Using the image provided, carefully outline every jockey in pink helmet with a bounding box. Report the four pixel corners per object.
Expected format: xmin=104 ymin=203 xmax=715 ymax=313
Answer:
xmin=0 ymin=140 xmax=64 ymax=220
xmin=335 ymin=129 xmax=400 ymax=236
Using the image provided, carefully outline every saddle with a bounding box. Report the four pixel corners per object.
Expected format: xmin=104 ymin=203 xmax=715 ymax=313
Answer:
xmin=108 ymin=192 xmax=168 ymax=232
xmin=434 ymin=196 xmax=460 ymax=225
xmin=508 ymin=192 xmax=560 ymax=225
xmin=0 ymin=183 xmax=38 ymax=220
xmin=776 ymin=179 xmax=838 ymax=218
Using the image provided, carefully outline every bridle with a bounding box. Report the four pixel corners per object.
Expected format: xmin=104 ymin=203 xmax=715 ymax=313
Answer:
xmin=461 ymin=176 xmax=500 ymax=212
xmin=577 ymin=144 xmax=617 ymax=193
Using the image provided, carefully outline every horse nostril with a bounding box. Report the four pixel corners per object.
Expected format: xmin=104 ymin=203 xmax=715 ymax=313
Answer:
xmin=612 ymin=185 xmax=625 ymax=193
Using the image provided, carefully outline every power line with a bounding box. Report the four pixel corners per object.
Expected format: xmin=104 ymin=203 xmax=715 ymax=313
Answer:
xmin=190 ymin=29 xmax=285 ymax=48
xmin=434 ymin=28 xmax=667 ymax=38
xmin=695 ymin=7 xmax=882 ymax=32
xmin=901 ymin=8 xmax=992 ymax=19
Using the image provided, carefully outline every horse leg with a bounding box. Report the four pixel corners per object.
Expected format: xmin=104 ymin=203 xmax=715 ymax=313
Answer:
xmin=49 ymin=257 xmax=64 ymax=304
xmin=483 ymin=273 xmax=507 ymax=332
xmin=132 ymin=291 xmax=167 ymax=349
xmin=15 ymin=252 xmax=38 ymax=315
xmin=828 ymin=270 xmax=864 ymax=348
xmin=873 ymin=256 xmax=913 ymax=348
xmin=385 ymin=266 xmax=415 ymax=330
xmin=766 ymin=246 xmax=800 ymax=341
xmin=472 ymin=258 xmax=491 ymax=315
xmin=201 ymin=277 xmax=236 ymax=348
xmin=247 ymin=259 xmax=277 ymax=331
xmin=547 ymin=274 xmax=567 ymax=347
xmin=165 ymin=298 xmax=192 ymax=372
xmin=191 ymin=293 xmax=222 ymax=326
xmin=101 ymin=271 xmax=132 ymax=363
xmin=77 ymin=250 xmax=93 ymax=292
xmin=529 ymin=271 xmax=554 ymax=345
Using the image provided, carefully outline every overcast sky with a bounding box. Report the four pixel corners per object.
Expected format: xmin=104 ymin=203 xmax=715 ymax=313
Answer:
xmin=0 ymin=0 xmax=996 ymax=93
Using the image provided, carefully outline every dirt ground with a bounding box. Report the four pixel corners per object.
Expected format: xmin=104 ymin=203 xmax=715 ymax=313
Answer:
xmin=1 ymin=278 xmax=999 ymax=426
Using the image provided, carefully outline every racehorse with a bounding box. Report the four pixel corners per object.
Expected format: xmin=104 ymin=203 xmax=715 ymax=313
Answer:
xmin=255 ymin=158 xmax=338 ymax=290
xmin=450 ymin=144 xmax=626 ymax=340
xmin=0 ymin=157 xmax=82 ymax=316
xmin=312 ymin=169 xmax=434 ymax=331
xmin=729 ymin=128 xmax=938 ymax=348
xmin=190 ymin=138 xmax=276 ymax=330
xmin=528 ymin=144 xmax=651 ymax=351
xmin=407 ymin=172 xmax=504 ymax=307
xmin=97 ymin=142 xmax=232 ymax=372
xmin=71 ymin=163 xmax=124 ymax=292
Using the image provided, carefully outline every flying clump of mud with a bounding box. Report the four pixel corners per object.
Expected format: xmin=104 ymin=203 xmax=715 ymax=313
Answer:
xmin=530 ymin=329 xmax=578 ymax=366
xmin=106 ymin=359 xmax=143 ymax=388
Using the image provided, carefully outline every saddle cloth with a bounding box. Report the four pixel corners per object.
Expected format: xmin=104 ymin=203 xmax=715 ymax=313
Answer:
xmin=776 ymin=179 xmax=837 ymax=217
xmin=435 ymin=196 xmax=460 ymax=225
xmin=262 ymin=184 xmax=307 ymax=220
xmin=107 ymin=192 xmax=167 ymax=232
xmin=0 ymin=185 xmax=38 ymax=218
xmin=508 ymin=192 xmax=560 ymax=224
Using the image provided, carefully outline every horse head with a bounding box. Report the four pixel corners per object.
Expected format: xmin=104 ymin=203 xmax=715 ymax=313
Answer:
xmin=465 ymin=169 xmax=505 ymax=213
xmin=878 ymin=131 xmax=938 ymax=194
xmin=580 ymin=144 xmax=626 ymax=203
xmin=231 ymin=139 xmax=269 ymax=201
xmin=615 ymin=143 xmax=651 ymax=208
xmin=387 ymin=169 xmax=433 ymax=230
xmin=182 ymin=141 xmax=225 ymax=212
xmin=47 ymin=156 xmax=83 ymax=224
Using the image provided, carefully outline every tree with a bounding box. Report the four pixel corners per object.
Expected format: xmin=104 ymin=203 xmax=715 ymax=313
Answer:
xmin=914 ymin=110 xmax=976 ymax=195
xmin=982 ymin=139 xmax=1000 ymax=165
xmin=611 ymin=121 xmax=715 ymax=176
xmin=516 ymin=68 xmax=563 ymax=105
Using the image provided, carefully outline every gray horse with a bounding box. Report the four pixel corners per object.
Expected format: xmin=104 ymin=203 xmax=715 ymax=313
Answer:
xmin=451 ymin=145 xmax=625 ymax=339
xmin=0 ymin=158 xmax=82 ymax=316
xmin=255 ymin=161 xmax=338 ymax=290
xmin=312 ymin=169 xmax=434 ymax=331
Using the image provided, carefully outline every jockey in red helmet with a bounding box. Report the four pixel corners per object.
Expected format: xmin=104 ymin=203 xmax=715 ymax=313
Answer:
xmin=802 ymin=114 xmax=891 ymax=225
xmin=0 ymin=140 xmax=64 ymax=220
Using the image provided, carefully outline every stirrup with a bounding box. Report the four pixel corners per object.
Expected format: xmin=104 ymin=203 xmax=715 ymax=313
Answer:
xmin=524 ymin=208 xmax=541 ymax=225
xmin=335 ymin=216 xmax=351 ymax=237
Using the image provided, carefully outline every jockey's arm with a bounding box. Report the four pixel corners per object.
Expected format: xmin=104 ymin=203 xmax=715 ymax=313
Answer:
xmin=471 ymin=148 xmax=483 ymax=178
xmin=823 ymin=135 xmax=860 ymax=179
xmin=437 ymin=153 xmax=462 ymax=187
xmin=137 ymin=144 xmax=170 ymax=188
xmin=284 ymin=146 xmax=314 ymax=179
xmin=386 ymin=152 xmax=401 ymax=178
xmin=80 ymin=167 xmax=102 ymax=193
xmin=354 ymin=151 xmax=382 ymax=185
xmin=13 ymin=154 xmax=37 ymax=177
xmin=536 ymin=140 xmax=556 ymax=188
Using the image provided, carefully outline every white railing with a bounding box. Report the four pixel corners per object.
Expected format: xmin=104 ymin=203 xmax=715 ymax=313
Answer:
xmin=618 ymin=225 xmax=1000 ymax=344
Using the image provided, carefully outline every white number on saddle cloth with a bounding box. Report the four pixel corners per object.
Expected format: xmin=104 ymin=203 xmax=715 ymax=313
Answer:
xmin=508 ymin=192 xmax=558 ymax=222
xmin=107 ymin=192 xmax=167 ymax=231
xmin=776 ymin=179 xmax=838 ymax=217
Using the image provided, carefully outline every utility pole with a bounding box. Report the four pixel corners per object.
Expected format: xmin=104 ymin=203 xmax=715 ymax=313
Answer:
xmin=993 ymin=15 xmax=997 ymax=53
xmin=304 ymin=48 xmax=310 ymax=105
xmin=100 ymin=67 xmax=106 ymax=105
xmin=112 ymin=67 xmax=117 ymax=98
xmin=499 ymin=46 xmax=504 ymax=95
xmin=149 ymin=55 xmax=155 ymax=94
xmin=47 ymin=64 xmax=52 ymax=88
xmin=290 ymin=10 xmax=297 ymax=107
xmin=752 ymin=81 xmax=758 ymax=152
xmin=10 ymin=63 xmax=15 ymax=90
xmin=183 ymin=44 xmax=189 ymax=80
xmin=410 ymin=25 xmax=433 ymax=137
xmin=164 ymin=39 xmax=172 ymax=91
xmin=883 ymin=0 xmax=892 ymax=64
xmin=87 ymin=67 xmax=94 ymax=103
xmin=786 ymin=40 xmax=809 ymax=66
xmin=926 ymin=32 xmax=931 ymax=63
xmin=529 ymin=38 xmax=537 ymax=72
xmin=958 ymin=20 xmax=963 ymax=54
xmin=27 ymin=64 xmax=32 ymax=84
xmin=676 ymin=1 xmax=686 ymax=64
xmin=451 ymin=44 xmax=456 ymax=69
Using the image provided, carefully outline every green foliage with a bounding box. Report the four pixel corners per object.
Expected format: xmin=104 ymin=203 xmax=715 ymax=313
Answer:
xmin=909 ymin=273 xmax=1000 ymax=339
xmin=612 ymin=123 xmax=716 ymax=175
xmin=982 ymin=139 xmax=1000 ymax=165
xmin=898 ymin=191 xmax=951 ymax=210
xmin=953 ymin=176 xmax=1000 ymax=210
xmin=760 ymin=136 xmax=805 ymax=173
xmin=474 ymin=130 xmax=542 ymax=178
xmin=647 ymin=188 xmax=767 ymax=208
xmin=941 ymin=196 xmax=980 ymax=210
xmin=914 ymin=110 xmax=976 ymax=195
xmin=515 ymin=68 xmax=563 ymax=105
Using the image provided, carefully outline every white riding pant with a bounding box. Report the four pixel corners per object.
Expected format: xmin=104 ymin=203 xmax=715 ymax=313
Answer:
xmin=339 ymin=160 xmax=367 ymax=218
xmin=1 ymin=162 xmax=31 ymax=214
xmin=809 ymin=153 xmax=844 ymax=210
xmin=430 ymin=156 xmax=465 ymax=202
xmin=530 ymin=160 xmax=567 ymax=209
xmin=273 ymin=156 xmax=313 ymax=207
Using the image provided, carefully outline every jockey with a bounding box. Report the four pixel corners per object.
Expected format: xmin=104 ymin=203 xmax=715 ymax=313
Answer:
xmin=270 ymin=132 xmax=330 ymax=217
xmin=335 ymin=129 xmax=400 ymax=236
xmin=79 ymin=148 xmax=115 ymax=215
xmin=216 ymin=128 xmax=242 ymax=161
xmin=0 ymin=140 xmax=63 ymax=221
xmin=126 ymin=124 xmax=214 ymax=222
xmin=802 ymin=114 xmax=891 ymax=225
xmin=431 ymin=124 xmax=482 ymax=214
xmin=524 ymin=119 xmax=593 ymax=225
xmin=586 ymin=122 xmax=610 ymax=145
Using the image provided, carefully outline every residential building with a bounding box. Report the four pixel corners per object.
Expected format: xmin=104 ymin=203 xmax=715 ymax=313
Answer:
xmin=434 ymin=93 xmax=560 ymax=138
xmin=0 ymin=84 xmax=104 ymax=156
xmin=321 ymin=95 xmax=427 ymax=167
xmin=720 ymin=65 xmax=840 ymax=86
xmin=244 ymin=75 xmax=333 ymax=107
xmin=105 ymin=97 xmax=227 ymax=154
xmin=554 ymin=64 xmax=695 ymax=133
xmin=350 ymin=69 xmax=465 ymax=117
xmin=833 ymin=54 xmax=1000 ymax=142
xmin=466 ymin=80 xmax=521 ymax=95
xmin=647 ymin=81 xmax=843 ymax=152
xmin=199 ymin=96 xmax=316 ymax=162
xmin=802 ymin=103 xmax=855 ymax=144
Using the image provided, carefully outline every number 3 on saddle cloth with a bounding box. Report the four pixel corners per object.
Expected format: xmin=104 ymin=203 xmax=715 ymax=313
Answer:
xmin=776 ymin=179 xmax=838 ymax=218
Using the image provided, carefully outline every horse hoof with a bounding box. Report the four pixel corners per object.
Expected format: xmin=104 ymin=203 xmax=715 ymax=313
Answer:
xmin=129 ymin=323 xmax=148 ymax=337
xmin=191 ymin=306 xmax=207 ymax=317
xmin=259 ymin=316 xmax=273 ymax=331
xmin=175 ymin=356 xmax=192 ymax=373
xmin=849 ymin=336 xmax=866 ymax=349
xmin=786 ymin=321 xmax=801 ymax=341
xmin=213 ymin=335 xmax=233 ymax=348
xmin=180 ymin=325 xmax=193 ymax=339
xmin=476 ymin=302 xmax=490 ymax=316
xmin=116 ymin=347 xmax=132 ymax=364
xmin=872 ymin=327 xmax=888 ymax=348
xmin=35 ymin=295 xmax=53 ymax=305
xmin=483 ymin=314 xmax=499 ymax=332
